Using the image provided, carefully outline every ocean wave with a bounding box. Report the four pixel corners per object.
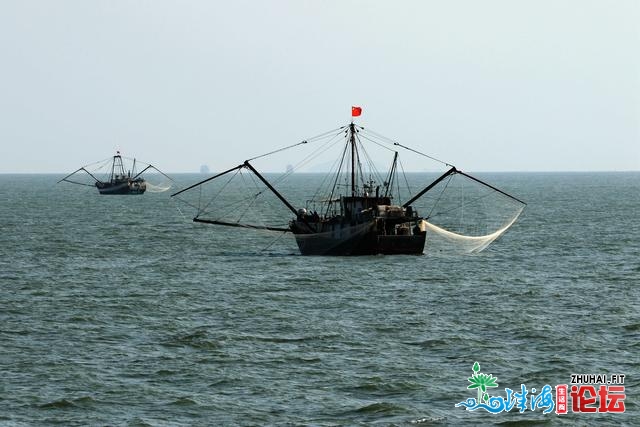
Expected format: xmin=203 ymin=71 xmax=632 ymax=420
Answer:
xmin=38 ymin=396 xmax=96 ymax=409
xmin=353 ymin=401 xmax=407 ymax=414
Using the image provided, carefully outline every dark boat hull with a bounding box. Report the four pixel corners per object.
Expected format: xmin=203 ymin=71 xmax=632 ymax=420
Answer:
xmin=95 ymin=180 xmax=146 ymax=195
xmin=292 ymin=221 xmax=426 ymax=256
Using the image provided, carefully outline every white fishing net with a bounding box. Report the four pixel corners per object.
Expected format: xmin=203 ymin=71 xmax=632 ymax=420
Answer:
xmin=423 ymin=214 xmax=523 ymax=254
xmin=145 ymin=175 xmax=173 ymax=193
xmin=146 ymin=183 xmax=172 ymax=193
xmin=407 ymin=171 xmax=525 ymax=254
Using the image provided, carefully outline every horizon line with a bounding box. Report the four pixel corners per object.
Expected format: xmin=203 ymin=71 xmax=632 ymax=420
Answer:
xmin=1 ymin=169 xmax=639 ymax=175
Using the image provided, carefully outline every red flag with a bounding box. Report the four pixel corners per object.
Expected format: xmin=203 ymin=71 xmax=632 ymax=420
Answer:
xmin=352 ymin=106 xmax=362 ymax=117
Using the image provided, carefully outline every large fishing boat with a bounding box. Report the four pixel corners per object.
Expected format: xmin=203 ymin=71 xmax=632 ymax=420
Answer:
xmin=59 ymin=152 xmax=172 ymax=195
xmin=172 ymin=108 xmax=525 ymax=255
xmin=287 ymin=122 xmax=428 ymax=255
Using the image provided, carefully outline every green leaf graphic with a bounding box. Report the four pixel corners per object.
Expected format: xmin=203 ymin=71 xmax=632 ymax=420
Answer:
xmin=466 ymin=363 xmax=499 ymax=403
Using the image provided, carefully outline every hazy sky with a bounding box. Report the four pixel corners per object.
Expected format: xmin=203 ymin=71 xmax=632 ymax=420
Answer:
xmin=1 ymin=0 xmax=638 ymax=173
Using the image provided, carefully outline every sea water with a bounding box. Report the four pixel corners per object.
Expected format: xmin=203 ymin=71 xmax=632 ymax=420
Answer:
xmin=0 ymin=172 xmax=638 ymax=426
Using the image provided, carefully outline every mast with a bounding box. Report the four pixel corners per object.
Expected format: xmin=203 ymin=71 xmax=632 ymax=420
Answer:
xmin=111 ymin=152 xmax=125 ymax=181
xmin=110 ymin=154 xmax=117 ymax=182
xmin=350 ymin=122 xmax=356 ymax=198
xmin=384 ymin=152 xmax=398 ymax=198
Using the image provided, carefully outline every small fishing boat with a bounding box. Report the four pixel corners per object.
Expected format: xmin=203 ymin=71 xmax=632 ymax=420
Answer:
xmin=59 ymin=152 xmax=172 ymax=195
